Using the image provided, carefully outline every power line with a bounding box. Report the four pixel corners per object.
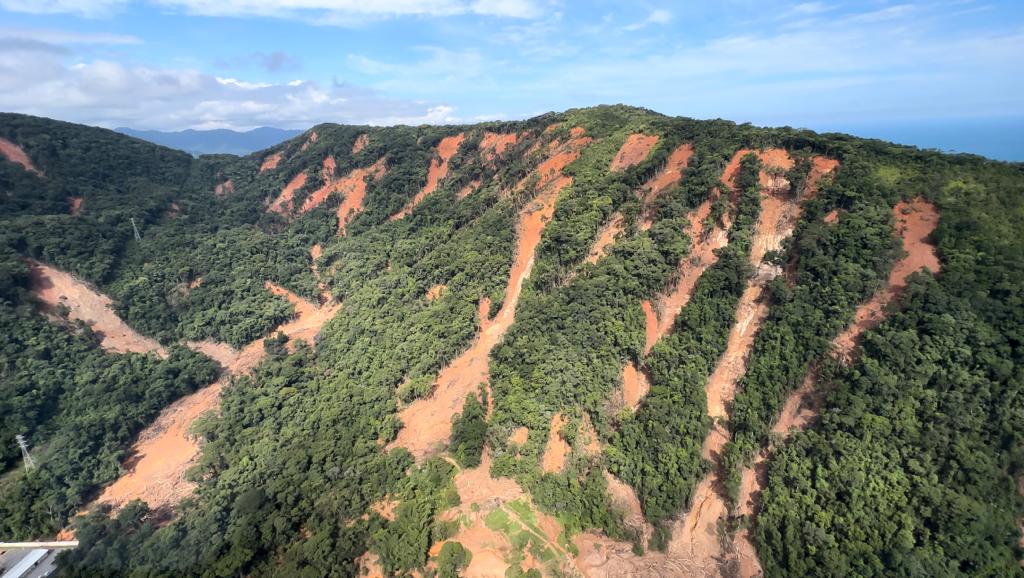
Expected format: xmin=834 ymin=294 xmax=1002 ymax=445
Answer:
xmin=15 ymin=434 xmax=36 ymax=472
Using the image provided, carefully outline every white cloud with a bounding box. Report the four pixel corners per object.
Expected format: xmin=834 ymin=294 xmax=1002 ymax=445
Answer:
xmin=0 ymin=0 xmax=544 ymax=21
xmin=0 ymin=0 xmax=127 ymax=16
xmin=0 ymin=26 xmax=141 ymax=44
xmin=624 ymin=8 xmax=672 ymax=31
xmin=0 ymin=39 xmax=459 ymax=129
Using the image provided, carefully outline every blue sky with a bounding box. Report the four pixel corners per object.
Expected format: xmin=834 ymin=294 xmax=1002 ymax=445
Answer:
xmin=1 ymin=0 xmax=1022 ymax=157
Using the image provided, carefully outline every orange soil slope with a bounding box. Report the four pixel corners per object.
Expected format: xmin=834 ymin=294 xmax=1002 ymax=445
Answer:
xmin=480 ymin=131 xmax=518 ymax=161
xmin=29 ymin=261 xmax=166 ymax=357
xmin=610 ymin=133 xmax=659 ymax=172
xmin=0 ymin=137 xmax=42 ymax=175
xmin=351 ymin=133 xmax=368 ymax=155
xmin=638 ymin=143 xmax=693 ymax=210
xmin=541 ymin=413 xmax=571 ymax=473
xmin=390 ymin=133 xmax=466 ymax=221
xmin=585 ymin=213 xmax=624 ymax=265
xmin=269 ymin=171 xmax=308 ymax=214
xmin=260 ymin=152 xmax=282 ymax=172
xmin=336 ymin=157 xmax=388 ymax=235
xmin=389 ymin=131 xmax=590 ymax=460
xmin=214 ymin=179 xmax=234 ymax=196
xmin=731 ymin=198 xmax=940 ymax=578
xmin=833 ymin=198 xmax=941 ymax=358
xmin=68 ymin=196 xmax=83 ymax=216
xmin=96 ymin=281 xmax=341 ymax=512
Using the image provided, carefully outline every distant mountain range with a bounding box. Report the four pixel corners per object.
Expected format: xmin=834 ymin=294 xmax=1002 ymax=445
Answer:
xmin=115 ymin=126 xmax=304 ymax=156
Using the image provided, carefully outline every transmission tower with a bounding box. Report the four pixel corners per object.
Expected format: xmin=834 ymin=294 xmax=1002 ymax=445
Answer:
xmin=15 ymin=434 xmax=36 ymax=472
xmin=130 ymin=217 xmax=142 ymax=241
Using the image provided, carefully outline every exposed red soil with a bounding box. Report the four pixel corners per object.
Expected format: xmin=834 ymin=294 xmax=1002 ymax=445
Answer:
xmin=647 ymin=196 xmax=730 ymax=354
xmin=480 ymin=131 xmax=518 ymax=161
xmin=269 ymin=171 xmax=308 ymax=214
xmin=214 ymin=179 xmax=234 ymax=196
xmin=167 ymin=202 xmax=181 ymax=219
xmin=390 ymin=133 xmax=466 ymax=221
xmin=509 ymin=427 xmax=529 ymax=446
xmin=68 ymin=196 xmax=83 ymax=216
xmin=457 ymin=178 xmax=482 ymax=200
xmin=731 ymin=197 xmax=940 ymax=578
xmin=310 ymin=244 xmax=332 ymax=302
xmin=582 ymin=150 xmax=814 ymax=578
xmin=805 ymin=157 xmax=839 ymax=196
xmin=95 ymin=281 xmax=340 ymax=513
xmin=834 ymin=198 xmax=940 ymax=359
xmin=541 ymin=413 xmax=571 ymax=473
xmin=641 ymin=300 xmax=658 ymax=354
xmin=426 ymin=284 xmax=446 ymax=301
xmin=297 ymin=156 xmax=340 ymax=213
xmin=638 ymin=143 xmax=694 ymax=229
xmin=259 ymin=152 xmax=282 ymax=172
xmin=370 ymin=497 xmax=398 ymax=521
xmin=390 ymin=132 xmax=590 ymax=460
xmin=824 ymin=209 xmax=840 ymax=224
xmin=352 ymin=133 xmax=369 ymax=155
xmin=585 ymin=212 xmax=624 ymax=264
xmin=29 ymin=260 xmax=167 ymax=357
xmin=300 ymin=130 xmax=318 ymax=152
xmin=621 ymin=362 xmax=651 ymax=411
xmin=0 ymin=137 xmax=42 ymax=175
xmin=610 ymin=133 xmax=659 ymax=172
xmin=425 ymin=451 xmax=528 ymax=578
xmin=336 ymin=157 xmax=388 ymax=235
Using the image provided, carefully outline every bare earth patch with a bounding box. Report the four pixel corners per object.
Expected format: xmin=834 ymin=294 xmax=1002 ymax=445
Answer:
xmin=214 ymin=179 xmax=234 ymax=196
xmin=300 ymin=130 xmax=318 ymax=151
xmin=94 ymin=281 xmax=340 ymax=513
xmin=585 ymin=212 xmax=624 ymax=264
xmin=834 ymin=198 xmax=940 ymax=359
xmin=480 ymin=131 xmax=518 ymax=162
xmin=352 ymin=133 xmax=368 ymax=155
xmin=269 ymin=171 xmax=308 ymax=214
xmin=621 ymin=362 xmax=651 ymax=411
xmin=29 ymin=260 xmax=166 ymax=357
xmin=259 ymin=152 xmax=282 ymax=172
xmin=457 ymin=178 xmax=482 ymax=200
xmin=610 ymin=133 xmax=659 ymax=172
xmin=68 ymin=196 xmax=83 ymax=216
xmin=390 ymin=130 xmax=590 ymax=460
xmin=731 ymin=197 xmax=939 ymax=578
xmin=541 ymin=413 xmax=571 ymax=473
xmin=426 ymin=284 xmax=446 ymax=301
xmin=0 ymin=137 xmax=42 ymax=175
xmin=638 ymin=143 xmax=694 ymax=229
xmin=390 ymin=133 xmax=466 ymax=221
xmin=824 ymin=209 xmax=840 ymax=224
xmin=336 ymin=157 xmax=388 ymax=235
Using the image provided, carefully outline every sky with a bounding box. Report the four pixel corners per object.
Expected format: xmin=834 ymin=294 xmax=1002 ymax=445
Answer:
xmin=1 ymin=0 xmax=1022 ymax=159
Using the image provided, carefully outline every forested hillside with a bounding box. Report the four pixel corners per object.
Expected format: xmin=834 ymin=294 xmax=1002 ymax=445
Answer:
xmin=0 ymin=107 xmax=1021 ymax=577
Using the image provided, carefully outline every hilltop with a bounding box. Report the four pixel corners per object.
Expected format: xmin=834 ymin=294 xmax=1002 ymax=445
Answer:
xmin=115 ymin=126 xmax=304 ymax=156
xmin=0 ymin=106 xmax=1022 ymax=577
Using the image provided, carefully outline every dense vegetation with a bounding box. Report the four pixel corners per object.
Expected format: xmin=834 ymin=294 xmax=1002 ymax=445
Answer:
xmin=0 ymin=107 xmax=1020 ymax=577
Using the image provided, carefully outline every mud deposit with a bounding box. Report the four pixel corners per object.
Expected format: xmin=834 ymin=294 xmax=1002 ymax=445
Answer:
xmin=29 ymin=260 xmax=166 ymax=357
xmin=541 ymin=413 xmax=571 ymax=473
xmin=95 ymin=281 xmax=340 ymax=513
